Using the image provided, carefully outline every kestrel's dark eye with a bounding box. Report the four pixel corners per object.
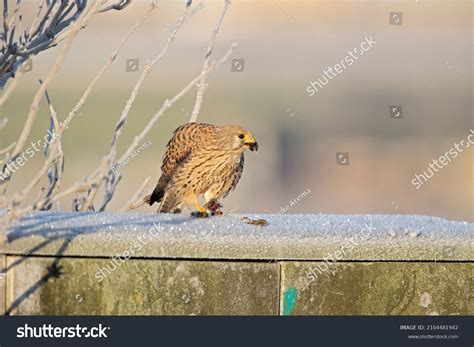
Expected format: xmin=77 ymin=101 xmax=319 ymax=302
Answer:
xmin=238 ymin=134 xmax=245 ymax=139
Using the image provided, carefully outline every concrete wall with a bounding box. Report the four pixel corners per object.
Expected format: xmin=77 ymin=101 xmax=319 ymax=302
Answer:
xmin=1 ymin=212 xmax=472 ymax=315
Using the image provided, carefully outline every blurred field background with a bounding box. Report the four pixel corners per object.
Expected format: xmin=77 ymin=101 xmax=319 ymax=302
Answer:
xmin=0 ymin=0 xmax=472 ymax=221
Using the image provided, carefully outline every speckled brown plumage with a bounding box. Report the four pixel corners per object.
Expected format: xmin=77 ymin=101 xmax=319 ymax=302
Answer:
xmin=146 ymin=122 xmax=258 ymax=216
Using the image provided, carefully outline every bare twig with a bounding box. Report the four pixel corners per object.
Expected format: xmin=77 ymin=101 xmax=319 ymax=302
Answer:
xmin=99 ymin=0 xmax=133 ymax=13
xmin=119 ymin=44 xmax=237 ymax=165
xmin=97 ymin=173 xmax=122 ymax=211
xmin=120 ymin=176 xmax=151 ymax=211
xmin=0 ymin=1 xmax=156 ymax=218
xmin=91 ymin=4 xmax=196 ymax=211
xmin=0 ymin=1 xmax=100 ymax=195
xmin=0 ymin=177 xmax=90 ymax=238
xmin=190 ymin=0 xmax=231 ymax=122
xmin=0 ymin=1 xmax=104 ymax=235
xmin=0 ymin=140 xmax=15 ymax=158
xmin=108 ymin=5 xmax=193 ymax=162
xmin=39 ymin=80 xmax=64 ymax=210
xmin=29 ymin=1 xmax=46 ymax=35
xmin=0 ymin=1 xmax=153 ymax=219
xmin=0 ymin=1 xmax=101 ymax=190
xmin=2 ymin=44 xmax=236 ymax=225
xmin=0 ymin=2 xmax=238 ymax=245
xmin=0 ymin=0 xmax=133 ymax=88
xmin=61 ymin=2 xmax=157 ymax=132
xmin=0 ymin=67 xmax=24 ymax=108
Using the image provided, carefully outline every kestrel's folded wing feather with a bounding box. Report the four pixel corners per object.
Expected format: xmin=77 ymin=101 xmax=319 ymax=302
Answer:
xmin=161 ymin=123 xmax=215 ymax=175
xmin=147 ymin=123 xmax=215 ymax=206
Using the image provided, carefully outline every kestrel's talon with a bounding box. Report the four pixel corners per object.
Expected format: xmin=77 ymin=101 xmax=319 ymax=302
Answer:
xmin=191 ymin=210 xmax=209 ymax=218
xmin=205 ymin=199 xmax=223 ymax=212
xmin=206 ymin=199 xmax=224 ymax=216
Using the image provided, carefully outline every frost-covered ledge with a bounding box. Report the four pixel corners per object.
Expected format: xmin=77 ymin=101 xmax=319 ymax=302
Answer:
xmin=1 ymin=212 xmax=473 ymax=315
xmin=1 ymin=212 xmax=473 ymax=260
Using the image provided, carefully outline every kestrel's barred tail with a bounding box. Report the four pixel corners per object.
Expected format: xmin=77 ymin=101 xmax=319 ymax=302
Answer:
xmin=144 ymin=183 xmax=176 ymax=213
xmin=146 ymin=173 xmax=189 ymax=213
xmin=158 ymin=191 xmax=178 ymax=213
xmin=146 ymin=122 xmax=258 ymax=215
xmin=148 ymin=175 xmax=169 ymax=206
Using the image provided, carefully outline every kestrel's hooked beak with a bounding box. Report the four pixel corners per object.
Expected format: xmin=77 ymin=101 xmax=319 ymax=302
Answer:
xmin=244 ymin=134 xmax=258 ymax=152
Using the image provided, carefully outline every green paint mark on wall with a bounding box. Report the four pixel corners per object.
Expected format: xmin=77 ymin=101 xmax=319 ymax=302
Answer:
xmin=282 ymin=287 xmax=297 ymax=315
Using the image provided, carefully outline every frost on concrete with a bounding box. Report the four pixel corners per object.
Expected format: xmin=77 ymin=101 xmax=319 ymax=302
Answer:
xmin=2 ymin=212 xmax=473 ymax=261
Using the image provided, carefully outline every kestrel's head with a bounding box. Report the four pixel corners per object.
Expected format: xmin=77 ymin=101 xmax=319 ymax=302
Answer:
xmin=216 ymin=125 xmax=258 ymax=152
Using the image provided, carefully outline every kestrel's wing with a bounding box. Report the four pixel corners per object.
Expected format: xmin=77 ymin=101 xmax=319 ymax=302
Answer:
xmin=148 ymin=123 xmax=215 ymax=205
xmin=161 ymin=123 xmax=215 ymax=176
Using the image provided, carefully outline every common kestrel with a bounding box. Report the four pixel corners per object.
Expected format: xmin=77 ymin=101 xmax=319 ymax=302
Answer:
xmin=145 ymin=122 xmax=258 ymax=217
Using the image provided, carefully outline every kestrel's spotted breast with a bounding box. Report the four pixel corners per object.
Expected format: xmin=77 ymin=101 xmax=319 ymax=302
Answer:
xmin=146 ymin=122 xmax=258 ymax=215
